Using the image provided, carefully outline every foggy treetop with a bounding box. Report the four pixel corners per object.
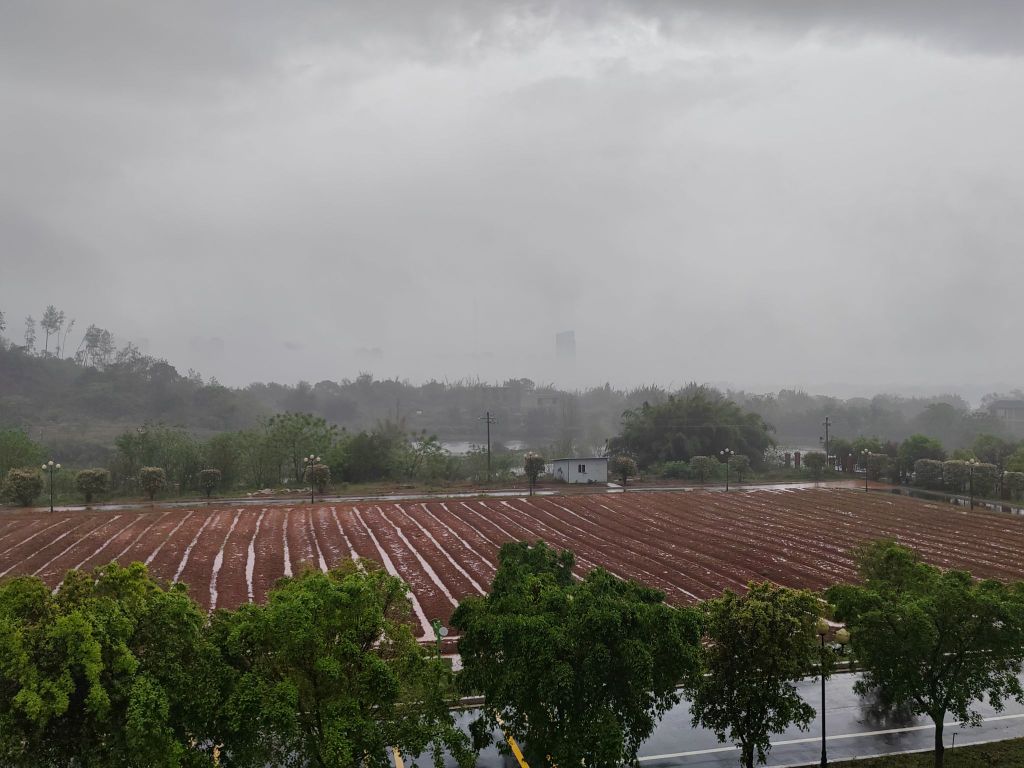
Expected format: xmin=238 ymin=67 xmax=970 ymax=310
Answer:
xmin=2 ymin=2 xmax=1023 ymax=394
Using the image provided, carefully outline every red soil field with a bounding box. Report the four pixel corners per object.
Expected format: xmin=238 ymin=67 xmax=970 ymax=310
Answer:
xmin=2 ymin=488 xmax=1023 ymax=642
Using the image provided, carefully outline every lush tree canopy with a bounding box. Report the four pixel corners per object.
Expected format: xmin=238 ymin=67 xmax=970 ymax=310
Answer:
xmin=0 ymin=563 xmax=226 ymax=768
xmin=685 ymin=582 xmax=824 ymax=768
xmin=828 ymin=541 xmax=1024 ymax=768
xmin=453 ymin=541 xmax=700 ymax=768
xmin=212 ymin=564 xmax=471 ymax=768
xmin=610 ymin=386 xmax=774 ymax=469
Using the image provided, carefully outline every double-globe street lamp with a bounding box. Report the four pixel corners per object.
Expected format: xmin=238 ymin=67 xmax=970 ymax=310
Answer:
xmin=720 ymin=448 xmax=734 ymax=491
xmin=967 ymin=458 xmax=980 ymax=510
xmin=861 ymin=449 xmax=870 ymax=492
xmin=41 ymin=459 xmax=61 ymax=513
xmin=304 ymin=454 xmax=322 ymax=505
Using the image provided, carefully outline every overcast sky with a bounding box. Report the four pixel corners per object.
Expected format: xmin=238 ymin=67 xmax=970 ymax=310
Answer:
xmin=2 ymin=2 xmax=1023 ymax=398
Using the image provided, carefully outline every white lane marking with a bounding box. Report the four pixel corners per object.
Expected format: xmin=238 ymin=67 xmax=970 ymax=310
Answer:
xmin=32 ymin=517 xmax=120 ymax=577
xmin=379 ymin=506 xmax=458 ymax=607
xmin=353 ymin=506 xmax=434 ymax=641
xmin=309 ymin=508 xmax=328 ymax=572
xmin=71 ymin=516 xmax=137 ymax=570
xmin=115 ymin=511 xmax=170 ymax=561
xmin=245 ymin=509 xmax=267 ymax=602
xmin=637 ymin=712 xmax=1024 ymax=761
xmin=282 ymin=508 xmax=293 ymax=577
xmin=330 ymin=507 xmax=360 ymax=563
xmin=145 ymin=511 xmax=194 ymax=565
xmin=0 ymin=517 xmax=72 ymax=558
xmin=209 ymin=510 xmax=243 ymax=610
xmin=396 ymin=504 xmax=486 ymax=594
xmin=173 ymin=513 xmax=215 ymax=583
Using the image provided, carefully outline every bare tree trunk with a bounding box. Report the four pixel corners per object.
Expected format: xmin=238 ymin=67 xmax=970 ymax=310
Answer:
xmin=741 ymin=741 xmax=754 ymax=768
xmin=933 ymin=715 xmax=944 ymax=768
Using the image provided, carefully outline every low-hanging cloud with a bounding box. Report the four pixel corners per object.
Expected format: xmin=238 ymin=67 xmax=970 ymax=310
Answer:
xmin=1 ymin=2 xmax=1023 ymax=400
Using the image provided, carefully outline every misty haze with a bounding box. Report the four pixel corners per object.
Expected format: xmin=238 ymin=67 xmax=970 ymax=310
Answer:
xmin=2 ymin=2 xmax=1023 ymax=397
xmin=7 ymin=6 xmax=1024 ymax=768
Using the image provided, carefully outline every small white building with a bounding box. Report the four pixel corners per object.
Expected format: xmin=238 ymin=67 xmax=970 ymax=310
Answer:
xmin=548 ymin=457 xmax=608 ymax=484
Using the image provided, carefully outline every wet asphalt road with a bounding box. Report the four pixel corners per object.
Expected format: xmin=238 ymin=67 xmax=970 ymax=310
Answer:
xmin=452 ymin=672 xmax=1024 ymax=768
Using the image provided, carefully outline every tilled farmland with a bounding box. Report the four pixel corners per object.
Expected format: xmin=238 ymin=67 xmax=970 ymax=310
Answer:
xmin=1 ymin=488 xmax=1022 ymax=641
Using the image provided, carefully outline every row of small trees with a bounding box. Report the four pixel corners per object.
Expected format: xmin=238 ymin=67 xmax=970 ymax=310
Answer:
xmin=1 ymin=540 xmax=1016 ymax=768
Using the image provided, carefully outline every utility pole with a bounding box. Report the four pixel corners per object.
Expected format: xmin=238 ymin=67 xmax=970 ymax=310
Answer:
xmin=480 ymin=411 xmax=496 ymax=484
xmin=822 ymin=416 xmax=831 ymax=470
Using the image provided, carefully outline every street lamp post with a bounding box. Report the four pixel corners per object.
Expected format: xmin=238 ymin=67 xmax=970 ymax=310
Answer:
xmin=720 ymin=449 xmax=734 ymax=491
xmin=41 ymin=460 xmax=61 ymax=513
xmin=304 ymin=454 xmax=322 ymax=505
xmin=861 ymin=449 xmax=870 ymax=492
xmin=817 ymin=618 xmax=830 ymax=767
xmin=967 ymin=458 xmax=979 ymax=510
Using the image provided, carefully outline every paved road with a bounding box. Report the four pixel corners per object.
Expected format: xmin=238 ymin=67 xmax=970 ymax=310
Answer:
xmin=451 ymin=673 xmax=1024 ymax=768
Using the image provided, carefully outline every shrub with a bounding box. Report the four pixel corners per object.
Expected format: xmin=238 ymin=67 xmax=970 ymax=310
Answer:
xmin=139 ymin=466 xmax=167 ymax=500
xmin=728 ymin=454 xmax=751 ymax=483
xmin=75 ymin=468 xmax=110 ymax=504
xmin=659 ymin=461 xmax=689 ymax=480
xmin=973 ymin=463 xmax=998 ymax=498
xmin=942 ymin=460 xmax=969 ymax=493
xmin=689 ymin=456 xmax=719 ymax=483
xmin=3 ymin=468 xmax=43 ymax=507
xmin=913 ymin=459 xmax=944 ymax=490
xmin=198 ymin=468 xmax=222 ymax=499
xmin=865 ymin=453 xmax=889 ymax=482
xmin=302 ymin=463 xmax=331 ymax=494
xmin=524 ymin=453 xmax=545 ymax=494
xmin=803 ymin=452 xmax=827 ymax=479
xmin=608 ymin=455 xmax=638 ymax=487
xmin=1005 ymin=471 xmax=1024 ymax=502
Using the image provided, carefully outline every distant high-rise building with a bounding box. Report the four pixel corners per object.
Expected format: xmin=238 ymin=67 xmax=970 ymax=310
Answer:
xmin=555 ymin=330 xmax=576 ymax=361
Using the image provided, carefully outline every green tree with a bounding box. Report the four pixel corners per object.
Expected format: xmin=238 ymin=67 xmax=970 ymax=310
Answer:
xmin=899 ymin=434 xmax=946 ymax=468
xmin=865 ymin=452 xmax=889 ymax=482
xmin=198 ymin=468 xmax=222 ymax=499
xmin=523 ymin=452 xmax=545 ymax=495
xmin=608 ymin=455 xmax=638 ymax=488
xmin=689 ymin=456 xmax=719 ymax=484
xmin=22 ymin=315 xmax=36 ymax=353
xmin=204 ymin=432 xmax=244 ymax=490
xmin=139 ymin=467 xmax=166 ymax=501
xmin=803 ymin=451 xmax=826 ymax=480
xmin=1006 ymin=445 xmax=1024 ymax=474
xmin=0 ymin=430 xmax=45 ymax=477
xmin=212 ymin=564 xmax=471 ymax=768
xmin=610 ymin=386 xmax=774 ymax=469
xmin=684 ymin=582 xmax=824 ymax=768
xmin=728 ymin=454 xmax=751 ymax=484
xmin=828 ymin=541 xmax=1024 ymax=768
xmin=0 ymin=562 xmax=226 ymax=768
xmin=264 ymin=412 xmax=338 ymax=484
xmin=75 ymin=468 xmax=110 ymax=504
xmin=2 ymin=468 xmax=43 ymax=507
xmin=236 ymin=429 xmax=277 ymax=488
xmin=851 ymin=436 xmax=885 ymax=458
xmin=453 ymin=542 xmax=700 ymax=768
xmin=39 ymin=304 xmax=65 ymax=357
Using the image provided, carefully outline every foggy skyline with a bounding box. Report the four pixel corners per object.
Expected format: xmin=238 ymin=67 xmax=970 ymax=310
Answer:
xmin=3 ymin=2 xmax=1023 ymax=400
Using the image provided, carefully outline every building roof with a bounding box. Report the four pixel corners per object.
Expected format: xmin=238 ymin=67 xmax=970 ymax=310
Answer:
xmin=551 ymin=457 xmax=608 ymax=462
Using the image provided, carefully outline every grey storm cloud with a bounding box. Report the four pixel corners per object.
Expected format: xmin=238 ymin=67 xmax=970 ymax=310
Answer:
xmin=1 ymin=2 xmax=1023 ymax=399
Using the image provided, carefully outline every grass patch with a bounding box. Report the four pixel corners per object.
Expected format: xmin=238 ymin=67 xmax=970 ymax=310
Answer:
xmin=814 ymin=737 xmax=1024 ymax=766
